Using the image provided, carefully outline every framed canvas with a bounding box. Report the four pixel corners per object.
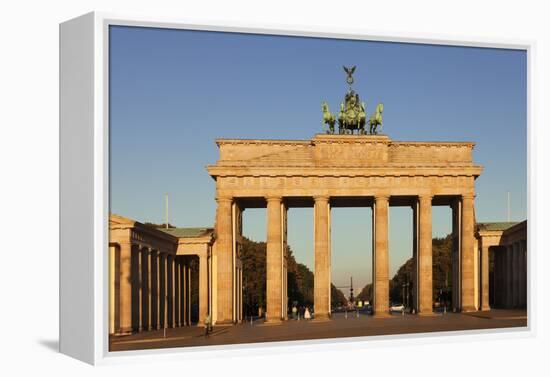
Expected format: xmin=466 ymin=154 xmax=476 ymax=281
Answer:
xmin=59 ymin=12 xmax=533 ymax=365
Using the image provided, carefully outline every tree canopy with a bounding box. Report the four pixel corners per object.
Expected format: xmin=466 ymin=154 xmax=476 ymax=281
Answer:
xmin=240 ymin=237 xmax=347 ymax=316
xmin=358 ymin=234 xmax=454 ymax=306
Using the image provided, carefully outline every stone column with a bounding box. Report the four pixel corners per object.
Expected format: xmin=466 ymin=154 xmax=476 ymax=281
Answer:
xmin=314 ymin=195 xmax=331 ymax=320
xmin=513 ymin=242 xmax=520 ymax=308
xmin=188 ymin=265 xmax=192 ymax=323
xmin=523 ymin=240 xmax=528 ymax=308
xmin=152 ymin=251 xmax=160 ymax=330
xmin=147 ymin=250 xmax=152 ymax=330
xmin=182 ymin=262 xmax=188 ymax=326
xmin=506 ymin=245 xmax=514 ymax=309
xmin=215 ymin=196 xmax=234 ymax=324
xmin=167 ymin=255 xmax=173 ymax=328
xmin=266 ymin=196 xmax=283 ymax=322
xmin=179 ymin=262 xmax=185 ymax=326
xmin=159 ymin=253 xmax=166 ymax=328
xmin=480 ymin=244 xmax=491 ymax=311
xmin=140 ymin=247 xmax=150 ymax=331
xmin=149 ymin=250 xmax=158 ymax=330
xmin=495 ymin=249 xmax=502 ymax=307
xmin=418 ymin=195 xmax=433 ymax=315
xmin=411 ymin=201 xmax=419 ymax=313
xmin=460 ymin=194 xmax=476 ymax=312
xmin=119 ymin=242 xmax=133 ymax=334
xmin=374 ymin=195 xmax=390 ymax=317
xmin=138 ymin=248 xmax=144 ymax=332
xmin=175 ymin=259 xmax=180 ymax=327
xmin=198 ymin=253 xmax=209 ymax=325
xmin=171 ymin=257 xmax=176 ymax=328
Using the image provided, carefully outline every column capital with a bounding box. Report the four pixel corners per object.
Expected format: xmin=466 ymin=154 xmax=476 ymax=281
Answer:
xmin=418 ymin=194 xmax=434 ymax=201
xmin=313 ymin=195 xmax=329 ymax=203
xmin=374 ymin=194 xmax=390 ymax=203
xmin=461 ymin=193 xmax=476 ymax=201
xmin=266 ymin=195 xmax=283 ymax=203
xmin=215 ymin=195 xmax=233 ymax=204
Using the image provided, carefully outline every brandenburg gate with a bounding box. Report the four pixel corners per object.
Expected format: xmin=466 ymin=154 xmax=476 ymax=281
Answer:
xmin=207 ymin=133 xmax=483 ymax=323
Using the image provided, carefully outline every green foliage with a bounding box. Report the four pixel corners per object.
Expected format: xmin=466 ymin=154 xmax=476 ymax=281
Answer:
xmin=356 ymin=283 xmax=372 ymax=303
xmin=331 ymin=284 xmax=348 ymax=307
xmin=240 ymin=237 xmax=346 ymax=315
xmin=359 ymin=234 xmax=454 ymax=306
xmin=241 ymin=237 xmax=267 ymax=316
xmin=389 ymin=257 xmax=415 ymax=304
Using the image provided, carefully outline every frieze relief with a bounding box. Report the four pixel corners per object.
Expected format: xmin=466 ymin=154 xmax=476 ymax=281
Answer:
xmin=218 ymin=174 xmax=471 ymax=191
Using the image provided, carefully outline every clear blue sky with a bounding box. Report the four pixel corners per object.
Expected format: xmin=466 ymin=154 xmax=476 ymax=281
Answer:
xmin=109 ymin=26 xmax=526 ymax=291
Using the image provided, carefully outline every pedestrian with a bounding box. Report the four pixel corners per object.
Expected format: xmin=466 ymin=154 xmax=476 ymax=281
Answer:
xmin=204 ymin=313 xmax=212 ymax=338
xmin=304 ymin=306 xmax=311 ymax=320
xmin=292 ymin=305 xmax=297 ymax=320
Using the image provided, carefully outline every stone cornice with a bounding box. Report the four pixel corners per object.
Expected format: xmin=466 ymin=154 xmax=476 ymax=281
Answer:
xmin=216 ymin=139 xmax=310 ymax=147
xmin=207 ymin=165 xmax=483 ymax=178
xmin=390 ymin=141 xmax=476 ymax=148
xmin=215 ymin=136 xmax=476 ymax=148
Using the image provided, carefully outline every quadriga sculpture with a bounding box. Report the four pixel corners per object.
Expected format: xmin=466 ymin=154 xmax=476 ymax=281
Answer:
xmin=369 ymin=103 xmax=384 ymax=135
xmin=321 ymin=101 xmax=336 ymax=134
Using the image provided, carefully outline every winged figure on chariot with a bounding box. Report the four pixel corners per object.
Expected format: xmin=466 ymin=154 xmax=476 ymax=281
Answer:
xmin=322 ymin=66 xmax=384 ymax=135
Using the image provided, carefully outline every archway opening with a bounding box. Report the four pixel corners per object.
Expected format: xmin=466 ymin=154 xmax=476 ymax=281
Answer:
xmin=286 ymin=207 xmax=314 ymax=318
xmin=241 ymin=207 xmax=267 ymax=320
xmin=432 ymin=205 xmax=453 ymax=311
xmin=331 ymin=206 xmax=372 ymax=315
xmin=388 ymin=205 xmax=413 ymax=311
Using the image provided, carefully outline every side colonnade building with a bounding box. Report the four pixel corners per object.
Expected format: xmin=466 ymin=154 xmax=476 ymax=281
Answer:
xmin=475 ymin=220 xmax=528 ymax=310
xmin=109 ymin=214 xmax=214 ymax=335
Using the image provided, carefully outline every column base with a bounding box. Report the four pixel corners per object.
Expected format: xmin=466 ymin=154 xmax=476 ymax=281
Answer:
xmin=312 ymin=312 xmax=331 ymax=321
xmin=214 ymin=319 xmax=235 ymax=326
xmin=481 ymin=305 xmax=491 ymax=311
xmin=262 ymin=319 xmax=283 ymax=326
xmin=461 ymin=306 xmax=477 ymax=313
xmin=114 ymin=328 xmax=134 ymax=336
xmin=372 ymin=312 xmax=392 ymax=318
xmin=418 ymin=311 xmax=438 ymax=317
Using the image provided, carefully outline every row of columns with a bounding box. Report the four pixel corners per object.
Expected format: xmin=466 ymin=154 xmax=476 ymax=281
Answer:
xmin=110 ymin=243 xmax=193 ymax=335
xmin=492 ymin=240 xmax=527 ymax=309
xmin=215 ymin=193 xmax=477 ymax=321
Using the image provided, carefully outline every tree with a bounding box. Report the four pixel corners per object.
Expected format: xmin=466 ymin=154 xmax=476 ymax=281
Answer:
xmin=240 ymin=236 xmax=347 ymax=316
xmin=331 ymin=284 xmax=348 ymax=307
xmin=356 ymin=283 xmax=372 ymax=303
xmin=358 ymin=234 xmax=454 ymax=306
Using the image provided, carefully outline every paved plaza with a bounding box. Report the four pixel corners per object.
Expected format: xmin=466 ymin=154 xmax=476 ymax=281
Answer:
xmin=110 ymin=309 xmax=527 ymax=352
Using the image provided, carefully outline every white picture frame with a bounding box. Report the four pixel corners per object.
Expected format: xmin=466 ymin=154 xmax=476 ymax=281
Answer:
xmin=59 ymin=11 xmax=534 ymax=365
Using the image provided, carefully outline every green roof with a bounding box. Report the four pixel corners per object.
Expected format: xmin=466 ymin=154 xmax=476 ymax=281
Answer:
xmin=158 ymin=227 xmax=213 ymax=238
xmin=476 ymin=222 xmax=519 ymax=232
